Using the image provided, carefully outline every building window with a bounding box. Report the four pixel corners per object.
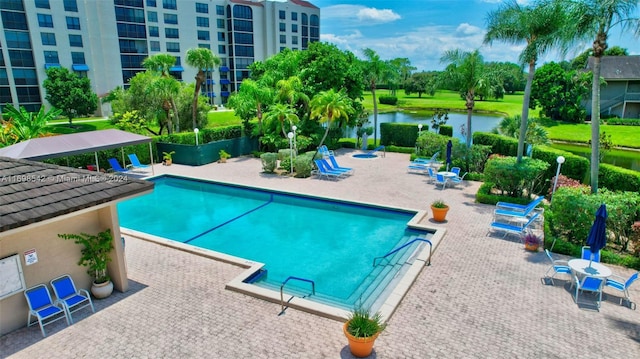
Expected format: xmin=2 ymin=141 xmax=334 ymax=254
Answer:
xmin=69 ymin=34 xmax=83 ymax=47
xmin=146 ymin=0 xmax=156 ymax=6
xmin=165 ymin=28 xmax=179 ymax=38
xmin=9 ymin=50 xmax=35 ymax=67
xmin=292 ymin=24 xmax=298 ymax=33
xmin=4 ymin=31 xmax=31 ymax=49
xmin=302 ymin=13 xmax=308 ymax=25
xmin=197 ymin=30 xmax=210 ymax=41
xmin=235 ymin=33 xmax=252 ymax=44
xmin=279 ymin=23 xmax=285 ymax=32
xmin=35 ymin=0 xmax=50 ymax=9
xmin=217 ymin=32 xmax=225 ymax=42
xmin=44 ymin=51 xmax=59 ymax=63
xmin=71 ymin=51 xmax=85 ymax=64
xmin=233 ymin=4 xmax=252 ymax=19
xmin=66 ymin=16 xmax=81 ymax=30
xmin=148 ymin=26 xmax=159 ymax=37
xmin=216 ymin=5 xmax=224 ymax=15
xmin=292 ymin=12 xmax=297 ymax=21
xmin=310 ymin=14 xmax=319 ymax=26
xmin=199 ymin=43 xmax=210 ymax=49
xmin=115 ymin=7 xmax=145 ymax=23
xmin=279 ymin=35 xmax=286 ymax=44
xmin=1 ymin=11 xmax=28 ymax=30
xmin=218 ymin=45 xmax=226 ymax=54
xmin=150 ymin=41 xmax=160 ymax=51
xmin=195 ymin=2 xmax=208 ymax=13
xmin=166 ymin=42 xmax=180 ymax=52
xmin=292 ymin=36 xmax=298 ymax=45
xmin=164 ymin=13 xmax=178 ymax=24
xmin=41 ymin=32 xmax=56 ymax=46
xmin=63 ymin=0 xmax=78 ymax=12
xmin=162 ymin=0 xmax=177 ymax=10
xmin=279 ymin=10 xmax=285 ymax=20
xmin=216 ymin=18 xmax=225 ymax=29
xmin=197 ymin=16 xmax=209 ymax=27
xmin=148 ymin=11 xmax=157 ymax=22
xmin=37 ymin=14 xmax=54 ymax=28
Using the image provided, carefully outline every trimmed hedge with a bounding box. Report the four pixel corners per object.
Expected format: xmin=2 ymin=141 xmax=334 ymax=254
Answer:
xmin=439 ymin=125 xmax=453 ymax=137
xmin=158 ymin=125 xmax=242 ymax=145
xmin=607 ymin=118 xmax=640 ymax=126
xmin=378 ymin=95 xmax=398 ymax=105
xmin=476 ymin=181 xmax=536 ymax=205
xmin=473 ymin=132 xmax=518 ymax=156
xmin=599 ymin=163 xmax=640 ymax=192
xmin=260 ymin=153 xmax=277 ymax=173
xmin=380 ymin=123 xmax=419 ymax=147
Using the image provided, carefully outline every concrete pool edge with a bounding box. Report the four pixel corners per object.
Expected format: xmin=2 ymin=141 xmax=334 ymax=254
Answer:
xmin=121 ymin=209 xmax=446 ymax=323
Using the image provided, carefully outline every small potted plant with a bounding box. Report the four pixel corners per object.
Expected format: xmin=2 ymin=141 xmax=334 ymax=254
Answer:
xmin=162 ymin=151 xmax=175 ymax=166
xmin=524 ymin=233 xmax=542 ymax=252
xmin=218 ymin=149 xmax=231 ymax=163
xmin=343 ymin=308 xmax=386 ymax=357
xmin=430 ymin=199 xmax=449 ymax=222
xmin=58 ymin=229 xmax=114 ymax=298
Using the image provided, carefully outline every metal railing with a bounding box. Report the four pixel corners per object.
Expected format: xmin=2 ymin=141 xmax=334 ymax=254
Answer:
xmin=280 ymin=276 xmax=315 ymax=313
xmin=373 ymin=238 xmax=432 ymax=267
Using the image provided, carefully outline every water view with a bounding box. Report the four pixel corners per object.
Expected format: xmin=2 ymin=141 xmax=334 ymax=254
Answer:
xmin=550 ymin=143 xmax=640 ymax=172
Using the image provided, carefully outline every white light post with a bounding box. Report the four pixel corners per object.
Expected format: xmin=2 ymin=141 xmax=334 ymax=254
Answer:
xmin=551 ymin=155 xmax=565 ymax=202
xmin=288 ymin=132 xmax=294 ymax=175
xmin=418 ymin=123 xmax=423 ymax=134
xmin=194 ymin=128 xmax=199 ymax=146
xmin=291 ymin=125 xmax=297 ymax=156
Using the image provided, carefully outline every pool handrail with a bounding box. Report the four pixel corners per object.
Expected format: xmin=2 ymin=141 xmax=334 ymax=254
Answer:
xmin=366 ymin=145 xmax=386 ymax=157
xmin=280 ymin=276 xmax=316 ymax=313
xmin=373 ymin=238 xmax=432 ymax=267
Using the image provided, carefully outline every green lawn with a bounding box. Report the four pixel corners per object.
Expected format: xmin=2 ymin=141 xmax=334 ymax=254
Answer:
xmin=207 ymin=109 xmax=241 ymax=127
xmin=46 ymin=120 xmax=113 ymax=134
xmin=539 ymin=118 xmax=640 ymax=149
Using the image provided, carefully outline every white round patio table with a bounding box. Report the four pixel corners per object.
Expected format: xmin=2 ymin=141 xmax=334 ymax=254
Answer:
xmin=568 ymin=259 xmax=612 ymax=278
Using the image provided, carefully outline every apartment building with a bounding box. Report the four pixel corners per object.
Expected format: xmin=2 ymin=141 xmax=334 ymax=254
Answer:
xmin=0 ymin=0 xmax=320 ymax=115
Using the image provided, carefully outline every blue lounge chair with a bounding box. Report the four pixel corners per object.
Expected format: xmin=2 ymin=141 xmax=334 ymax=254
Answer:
xmin=24 ymin=284 xmax=69 ymax=337
xmin=313 ymin=159 xmax=343 ymax=180
xmin=494 ymin=196 xmax=544 ymax=220
xmin=426 ymin=167 xmax=437 ymax=184
xmin=50 ymin=274 xmax=95 ymax=323
xmin=127 ymin=153 xmax=150 ymax=169
xmin=489 ymin=212 xmax=540 ymax=241
xmin=318 ymin=158 xmax=350 ymax=176
xmin=318 ymin=145 xmax=334 ymax=158
xmin=449 ymin=172 xmax=467 ymax=186
xmin=107 ymin=158 xmax=129 ymax=173
xmin=328 ymin=155 xmax=354 ymax=174
xmin=365 ymin=145 xmax=386 ymax=157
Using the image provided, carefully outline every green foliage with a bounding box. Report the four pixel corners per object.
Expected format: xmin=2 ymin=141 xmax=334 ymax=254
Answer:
xmin=43 ymin=67 xmax=98 ymax=125
xmin=58 ymin=229 xmax=113 ymax=283
xmin=158 ymin=125 xmax=242 ymax=145
xmin=484 ymin=156 xmax=549 ymax=197
xmin=378 ymin=95 xmax=398 ymax=105
xmin=162 ymin=151 xmax=174 ymax=161
xmin=294 ymin=155 xmax=313 ymax=178
xmin=599 ymin=163 xmax=640 ymax=193
xmin=430 ymin=109 xmax=449 ymax=133
xmin=380 ymin=123 xmax=422 ymax=147
xmin=531 ymin=145 xmax=589 ymax=191
xmin=219 ymin=149 xmax=230 ymax=159
xmin=497 ymin=115 xmax=549 ymax=146
xmin=415 ymin=130 xmax=450 ymax=158
xmin=404 ymin=71 xmax=438 ymax=98
xmin=175 ymin=83 xmax=210 ymax=131
xmin=1 ymin=105 xmax=61 ymax=146
xmin=607 ymin=118 xmax=640 ymax=126
xmin=431 ymin=199 xmax=447 ymax=208
xmin=278 ymin=148 xmax=295 ymax=161
xmin=111 ymin=110 xmax=147 ymax=135
xmin=347 ymin=308 xmax=386 ymax=338
xmin=450 ymin=143 xmax=492 ymax=174
xmin=280 ymin=156 xmax=292 ymax=173
xmin=472 ymin=132 xmax=518 ymax=156
xmin=438 ymin=125 xmax=453 ymax=137
xmin=260 ymin=152 xmax=278 ymax=173
xmin=530 ymin=62 xmax=588 ymax=122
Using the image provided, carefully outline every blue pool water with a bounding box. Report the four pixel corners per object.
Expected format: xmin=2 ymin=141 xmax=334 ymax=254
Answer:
xmin=118 ymin=175 xmax=429 ymax=309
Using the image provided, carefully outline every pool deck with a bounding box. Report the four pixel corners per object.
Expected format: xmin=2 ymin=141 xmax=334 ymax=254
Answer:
xmin=2 ymin=149 xmax=639 ymax=358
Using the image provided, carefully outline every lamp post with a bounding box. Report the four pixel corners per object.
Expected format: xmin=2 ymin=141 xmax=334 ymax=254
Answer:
xmin=418 ymin=123 xmax=423 ymax=134
xmin=291 ymin=125 xmax=297 ymax=156
xmin=551 ymin=155 xmax=565 ymax=202
xmin=194 ymin=128 xmax=199 ymax=146
xmin=288 ymin=132 xmax=294 ymax=175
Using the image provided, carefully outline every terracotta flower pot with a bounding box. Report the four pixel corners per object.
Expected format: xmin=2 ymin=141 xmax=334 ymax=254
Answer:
xmin=343 ymin=321 xmax=380 ymax=358
xmin=524 ymin=242 xmax=540 ymax=252
xmin=431 ymin=205 xmax=449 ymax=222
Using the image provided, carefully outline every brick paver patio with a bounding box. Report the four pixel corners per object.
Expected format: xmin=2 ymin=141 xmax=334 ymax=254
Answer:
xmin=2 ymin=150 xmax=638 ymax=358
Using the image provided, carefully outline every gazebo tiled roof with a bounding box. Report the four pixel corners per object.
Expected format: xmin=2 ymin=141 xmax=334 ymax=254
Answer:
xmin=0 ymin=157 xmax=154 ymax=232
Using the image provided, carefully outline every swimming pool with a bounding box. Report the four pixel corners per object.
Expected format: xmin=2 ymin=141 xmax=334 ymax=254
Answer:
xmin=118 ymin=175 xmax=440 ymax=318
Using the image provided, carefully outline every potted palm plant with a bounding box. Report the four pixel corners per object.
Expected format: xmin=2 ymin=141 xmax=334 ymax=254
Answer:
xmin=58 ymin=228 xmax=114 ymax=298
xmin=430 ymin=199 xmax=449 ymax=222
xmin=162 ymin=151 xmax=175 ymax=166
xmin=343 ymin=308 xmax=386 ymax=357
xmin=218 ymin=149 xmax=231 ymax=163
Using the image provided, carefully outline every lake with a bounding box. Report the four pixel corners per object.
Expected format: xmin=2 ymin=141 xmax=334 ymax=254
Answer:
xmin=346 ymin=111 xmax=503 ymax=142
xmin=550 ymin=143 xmax=640 ymax=172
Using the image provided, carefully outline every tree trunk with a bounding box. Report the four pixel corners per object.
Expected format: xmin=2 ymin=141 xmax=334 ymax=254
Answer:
xmin=590 ymin=56 xmax=602 ymax=194
xmin=171 ymin=98 xmax=180 ymax=133
xmin=465 ymin=91 xmax=474 ymax=148
xmin=311 ymin=115 xmax=333 ymax=167
xmin=371 ymin=84 xmax=378 ymax=147
xmin=517 ymin=61 xmax=536 ymax=162
xmin=192 ymin=70 xmax=205 ymax=130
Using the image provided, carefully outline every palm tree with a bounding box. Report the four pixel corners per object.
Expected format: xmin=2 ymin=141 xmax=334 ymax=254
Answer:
xmin=309 ymin=89 xmax=352 ymax=161
xmin=143 ymin=54 xmax=180 ymax=133
xmin=562 ymin=0 xmax=640 ymax=193
xmin=2 ymin=104 xmax=61 ymax=144
xmin=440 ymin=49 xmax=485 ymax=148
xmin=227 ymin=79 xmax=273 ymax=135
xmin=185 ymin=48 xmax=221 ymax=129
xmin=362 ymin=48 xmax=387 ymax=147
xmin=485 ymin=0 xmax=566 ymax=162
xmin=275 ymin=76 xmax=309 ymax=113
xmin=142 ymin=53 xmax=175 ymax=76
xmin=264 ymin=103 xmax=299 ymax=138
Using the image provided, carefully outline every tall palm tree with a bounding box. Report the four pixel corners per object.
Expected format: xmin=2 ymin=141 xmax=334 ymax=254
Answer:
xmin=309 ymin=89 xmax=352 ymax=161
xmin=143 ymin=54 xmax=180 ymax=133
xmin=440 ymin=49 xmax=485 ymax=148
xmin=227 ymin=79 xmax=273 ymax=135
xmin=185 ymin=48 xmax=221 ymax=129
xmin=264 ymin=103 xmax=299 ymax=138
xmin=275 ymin=75 xmax=309 ymax=113
xmin=362 ymin=48 xmax=387 ymax=147
xmin=562 ymin=0 xmax=640 ymax=193
xmin=485 ymin=0 xmax=566 ymax=162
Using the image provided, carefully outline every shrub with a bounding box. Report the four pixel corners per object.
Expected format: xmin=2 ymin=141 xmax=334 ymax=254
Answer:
xmin=476 ymin=181 xmax=536 ymax=205
xmin=606 ymin=118 xmax=640 ymax=126
xmin=531 ymin=145 xmax=589 ymax=189
xmin=378 ymin=95 xmax=398 ymax=105
xmin=278 ymin=148 xmax=295 ymax=161
xmin=415 ymin=131 xmax=449 ymax=158
xmin=548 ymin=174 xmax=587 ymax=196
xmin=260 ymin=152 xmax=277 ymax=173
xmin=380 ymin=123 xmax=419 ymax=147
xmin=484 ymin=156 xmax=549 ymax=198
xmin=439 ymin=125 xmax=453 ymax=137
xmin=450 ymin=143 xmax=492 ymax=174
xmin=294 ymin=155 xmax=313 ymax=178
xmin=599 ymin=163 xmax=640 ymax=193
xmin=473 ymin=132 xmax=518 ymax=156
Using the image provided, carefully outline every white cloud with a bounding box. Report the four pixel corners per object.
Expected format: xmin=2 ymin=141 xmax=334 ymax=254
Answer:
xmin=322 ymin=5 xmax=400 ymax=25
xmin=320 ymin=30 xmax=363 ymax=46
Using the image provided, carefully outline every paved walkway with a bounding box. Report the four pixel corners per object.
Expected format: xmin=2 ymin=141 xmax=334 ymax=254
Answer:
xmin=2 ymin=150 xmax=639 ymax=358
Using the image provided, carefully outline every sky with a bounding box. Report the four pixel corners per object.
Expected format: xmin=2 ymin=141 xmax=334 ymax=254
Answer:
xmin=309 ymin=0 xmax=640 ymax=71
